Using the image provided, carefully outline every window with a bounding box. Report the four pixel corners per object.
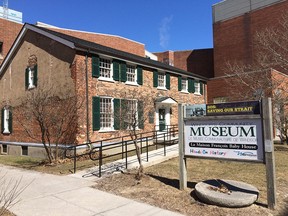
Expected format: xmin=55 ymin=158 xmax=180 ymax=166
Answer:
xmin=126 ymin=100 xmax=137 ymax=129
xmin=158 ymin=73 xmax=165 ymax=88
xmin=0 ymin=41 xmax=3 ymax=59
xmin=21 ymin=146 xmax=28 ymax=156
xmin=194 ymin=82 xmax=200 ymax=94
xmin=126 ymin=65 xmax=137 ymax=83
xmin=100 ymin=97 xmax=113 ymax=130
xmin=25 ymin=65 xmax=38 ymax=90
xmin=181 ymin=78 xmax=188 ymax=92
xmin=153 ymin=71 xmax=170 ymax=89
xmin=213 ymin=97 xmax=228 ymax=104
xmin=99 ymin=58 xmax=112 ymax=79
xmin=2 ymin=144 xmax=7 ymax=154
xmin=1 ymin=107 xmax=12 ymax=134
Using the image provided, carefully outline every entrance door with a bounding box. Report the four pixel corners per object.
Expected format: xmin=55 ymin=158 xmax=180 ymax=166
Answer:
xmin=159 ymin=108 xmax=166 ymax=131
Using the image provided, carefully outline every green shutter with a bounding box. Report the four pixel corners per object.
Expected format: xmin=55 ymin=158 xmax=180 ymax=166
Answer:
xmin=34 ymin=65 xmax=38 ymax=87
xmin=188 ymin=78 xmax=195 ymax=93
xmin=178 ymin=76 xmax=182 ymax=91
xmin=8 ymin=109 xmax=12 ymax=134
xmin=114 ymin=98 xmax=120 ymax=130
xmin=25 ymin=68 xmax=29 ymax=90
xmin=137 ymin=66 xmax=143 ymax=85
xmin=153 ymin=70 xmax=158 ymax=87
xmin=166 ymin=73 xmax=170 ymax=90
xmin=138 ymin=101 xmax=144 ymax=129
xmin=92 ymin=97 xmax=100 ymax=131
xmin=200 ymin=82 xmax=204 ymax=95
xmin=121 ymin=99 xmax=128 ymax=129
xmin=113 ymin=60 xmax=120 ymax=81
xmin=92 ymin=55 xmax=100 ymax=78
xmin=1 ymin=108 xmax=4 ymax=134
xmin=120 ymin=62 xmax=127 ymax=82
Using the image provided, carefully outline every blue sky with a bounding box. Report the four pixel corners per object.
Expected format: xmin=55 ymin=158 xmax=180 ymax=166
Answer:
xmin=8 ymin=0 xmax=220 ymax=52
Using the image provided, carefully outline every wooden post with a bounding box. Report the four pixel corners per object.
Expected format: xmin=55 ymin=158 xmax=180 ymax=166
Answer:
xmin=262 ymin=98 xmax=276 ymax=209
xmin=178 ymin=104 xmax=187 ymax=190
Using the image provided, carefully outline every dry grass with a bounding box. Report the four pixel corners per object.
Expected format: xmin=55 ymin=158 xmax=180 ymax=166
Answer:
xmin=93 ymin=146 xmax=288 ymax=216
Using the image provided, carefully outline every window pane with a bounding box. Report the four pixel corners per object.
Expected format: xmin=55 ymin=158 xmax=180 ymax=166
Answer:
xmin=100 ymin=98 xmax=112 ymax=129
xmin=158 ymin=73 xmax=165 ymax=87
xmin=127 ymin=65 xmax=136 ymax=82
xmin=99 ymin=58 xmax=111 ymax=78
xmin=181 ymin=78 xmax=187 ymax=91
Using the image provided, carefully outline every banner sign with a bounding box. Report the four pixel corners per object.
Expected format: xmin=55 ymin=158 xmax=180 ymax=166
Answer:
xmin=206 ymin=101 xmax=260 ymax=116
xmin=184 ymin=118 xmax=264 ymax=162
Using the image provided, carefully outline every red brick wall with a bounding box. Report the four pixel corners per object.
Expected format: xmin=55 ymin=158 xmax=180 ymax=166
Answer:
xmin=46 ymin=28 xmax=145 ymax=57
xmin=213 ymin=1 xmax=288 ymax=78
xmin=154 ymin=49 xmax=214 ymax=78
xmin=0 ymin=18 xmax=23 ymax=64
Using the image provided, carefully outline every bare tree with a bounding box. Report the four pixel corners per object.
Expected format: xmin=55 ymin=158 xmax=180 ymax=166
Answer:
xmin=15 ymin=86 xmax=82 ymax=164
xmin=0 ymin=173 xmax=31 ymax=216
xmin=223 ymin=12 xmax=288 ymax=143
xmin=114 ymin=88 xmax=156 ymax=179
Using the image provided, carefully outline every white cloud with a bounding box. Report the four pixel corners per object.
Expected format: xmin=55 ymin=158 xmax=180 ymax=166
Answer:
xmin=159 ymin=15 xmax=173 ymax=49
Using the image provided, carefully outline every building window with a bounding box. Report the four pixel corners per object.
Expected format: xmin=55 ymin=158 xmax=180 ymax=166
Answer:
xmin=126 ymin=100 xmax=137 ymax=129
xmin=99 ymin=58 xmax=112 ymax=79
xmin=126 ymin=65 xmax=137 ymax=83
xmin=194 ymin=82 xmax=201 ymax=94
xmin=0 ymin=41 xmax=3 ymax=58
xmin=25 ymin=65 xmax=38 ymax=90
xmin=100 ymin=97 xmax=113 ymax=130
xmin=21 ymin=146 xmax=28 ymax=156
xmin=213 ymin=97 xmax=228 ymax=104
xmin=158 ymin=73 xmax=165 ymax=88
xmin=181 ymin=78 xmax=188 ymax=92
xmin=1 ymin=107 xmax=12 ymax=134
xmin=2 ymin=144 xmax=7 ymax=154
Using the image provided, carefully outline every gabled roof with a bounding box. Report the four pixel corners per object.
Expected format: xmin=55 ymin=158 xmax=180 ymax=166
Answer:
xmin=0 ymin=23 xmax=208 ymax=81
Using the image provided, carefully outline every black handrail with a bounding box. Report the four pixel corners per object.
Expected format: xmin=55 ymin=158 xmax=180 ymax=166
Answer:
xmin=64 ymin=125 xmax=178 ymax=176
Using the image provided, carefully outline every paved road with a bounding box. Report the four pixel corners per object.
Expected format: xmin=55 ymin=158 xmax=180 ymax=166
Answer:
xmin=2 ymin=145 xmax=183 ymax=216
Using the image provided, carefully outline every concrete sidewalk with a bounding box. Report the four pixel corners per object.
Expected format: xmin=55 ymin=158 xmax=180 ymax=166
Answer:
xmin=3 ymin=145 xmax=183 ymax=216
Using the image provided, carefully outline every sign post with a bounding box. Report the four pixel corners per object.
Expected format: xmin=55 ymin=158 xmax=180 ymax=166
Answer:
xmin=178 ymin=104 xmax=187 ymax=190
xmin=262 ymin=98 xmax=276 ymax=209
xmin=180 ymin=99 xmax=276 ymax=209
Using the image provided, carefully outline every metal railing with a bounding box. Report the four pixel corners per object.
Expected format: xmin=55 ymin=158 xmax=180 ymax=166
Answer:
xmin=64 ymin=125 xmax=178 ymax=176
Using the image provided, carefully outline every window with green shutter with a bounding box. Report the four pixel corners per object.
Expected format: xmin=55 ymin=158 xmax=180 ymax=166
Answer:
xmin=113 ymin=98 xmax=121 ymax=130
xmin=178 ymin=76 xmax=182 ymax=91
xmin=138 ymin=101 xmax=144 ymax=129
xmin=92 ymin=55 xmax=100 ymax=78
xmin=120 ymin=62 xmax=127 ymax=82
xmin=92 ymin=97 xmax=100 ymax=131
xmin=200 ymin=82 xmax=204 ymax=95
xmin=188 ymin=78 xmax=195 ymax=93
xmin=137 ymin=66 xmax=143 ymax=85
xmin=166 ymin=73 xmax=170 ymax=90
xmin=1 ymin=107 xmax=12 ymax=134
xmin=153 ymin=70 xmax=158 ymax=87
xmin=25 ymin=65 xmax=37 ymax=90
xmin=113 ymin=60 xmax=120 ymax=81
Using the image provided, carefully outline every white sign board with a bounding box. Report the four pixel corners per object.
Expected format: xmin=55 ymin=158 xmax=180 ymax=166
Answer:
xmin=184 ymin=118 xmax=264 ymax=162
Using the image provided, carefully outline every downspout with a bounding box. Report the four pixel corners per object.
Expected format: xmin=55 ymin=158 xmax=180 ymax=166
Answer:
xmin=85 ymin=52 xmax=91 ymax=143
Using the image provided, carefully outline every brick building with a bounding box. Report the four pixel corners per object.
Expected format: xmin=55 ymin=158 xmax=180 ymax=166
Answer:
xmin=0 ymin=17 xmax=22 ymax=64
xmin=208 ymin=0 xmax=288 ymax=103
xmin=0 ymin=24 xmax=208 ymax=157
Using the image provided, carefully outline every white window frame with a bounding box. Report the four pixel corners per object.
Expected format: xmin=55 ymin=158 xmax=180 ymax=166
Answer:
xmin=99 ymin=57 xmax=113 ymax=81
xmin=99 ymin=97 xmax=114 ymax=131
xmin=28 ymin=67 xmax=35 ymax=89
xmin=126 ymin=64 xmax=137 ymax=85
xmin=181 ymin=77 xmax=188 ymax=92
xmin=194 ymin=82 xmax=201 ymax=95
xmin=158 ymin=72 xmax=166 ymax=89
xmin=2 ymin=108 xmax=10 ymax=134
